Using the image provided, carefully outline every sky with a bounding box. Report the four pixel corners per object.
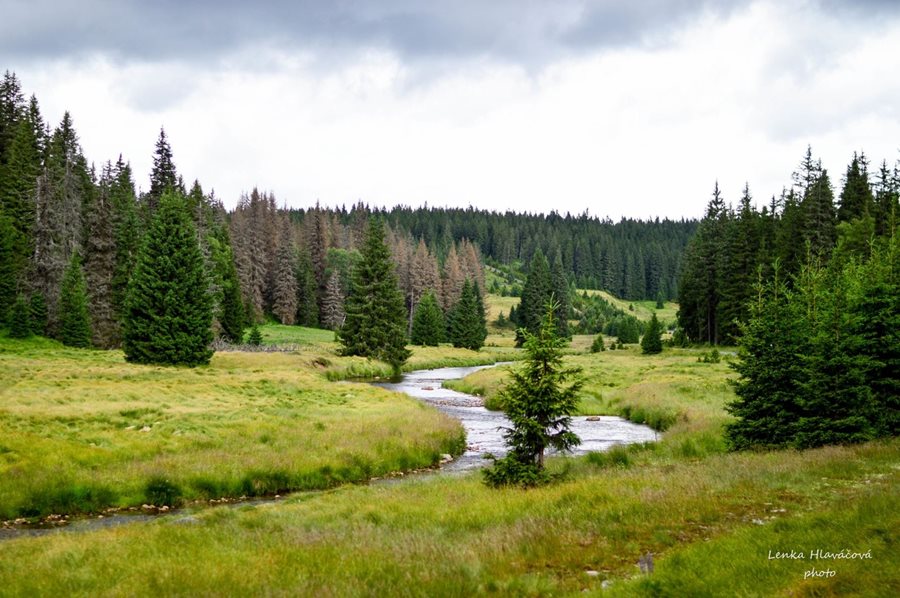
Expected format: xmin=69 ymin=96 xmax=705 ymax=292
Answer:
xmin=4 ymin=0 xmax=900 ymax=219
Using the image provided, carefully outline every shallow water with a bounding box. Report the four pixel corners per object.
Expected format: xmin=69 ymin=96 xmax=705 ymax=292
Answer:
xmin=374 ymin=363 xmax=659 ymax=472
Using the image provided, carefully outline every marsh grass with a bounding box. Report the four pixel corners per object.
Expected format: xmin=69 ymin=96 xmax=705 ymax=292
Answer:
xmin=1 ymin=440 xmax=895 ymax=596
xmin=0 ymin=336 xmax=471 ymax=519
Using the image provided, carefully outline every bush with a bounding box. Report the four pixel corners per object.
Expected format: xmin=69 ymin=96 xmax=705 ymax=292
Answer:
xmin=144 ymin=477 xmax=183 ymax=507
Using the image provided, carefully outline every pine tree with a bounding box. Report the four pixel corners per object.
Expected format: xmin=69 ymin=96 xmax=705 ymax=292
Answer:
xmin=123 ymin=192 xmax=213 ymax=366
xmin=271 ymin=217 xmax=298 ymax=325
xmin=29 ymin=292 xmax=47 ymax=335
xmin=590 ymin=333 xmax=606 ymax=353
xmin=837 ymin=152 xmax=874 ymax=223
xmin=0 ymin=211 xmax=15 ymax=325
xmin=58 ymin=253 xmax=92 ymax=348
xmin=146 ymin=128 xmax=177 ymax=213
xmin=641 ymin=312 xmax=663 ymax=354
xmin=411 ymin=289 xmax=444 ymax=346
xmin=109 ymin=157 xmax=140 ymax=322
xmin=295 ymin=248 xmax=319 ymax=327
xmin=218 ymin=250 xmax=246 ymax=343
xmin=247 ymin=323 xmax=263 ymax=346
xmin=84 ymin=167 xmax=119 ymax=347
xmin=338 ymin=219 xmax=410 ymax=371
xmin=803 ymin=169 xmax=837 ymax=259
xmin=321 ymin=271 xmax=346 ymax=330
xmin=8 ymin=294 xmax=31 ymax=338
xmin=551 ymin=251 xmax=571 ymax=339
xmin=726 ymin=267 xmax=809 ymax=449
xmin=448 ymin=279 xmax=486 ymax=350
xmin=484 ymin=303 xmax=582 ymax=487
xmin=516 ymin=248 xmax=552 ymax=346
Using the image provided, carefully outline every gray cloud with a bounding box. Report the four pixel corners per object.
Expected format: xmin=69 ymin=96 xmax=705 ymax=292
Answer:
xmin=2 ymin=0 xmax=761 ymax=68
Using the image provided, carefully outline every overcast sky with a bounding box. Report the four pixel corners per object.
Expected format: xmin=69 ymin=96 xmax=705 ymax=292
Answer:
xmin=4 ymin=0 xmax=900 ymax=219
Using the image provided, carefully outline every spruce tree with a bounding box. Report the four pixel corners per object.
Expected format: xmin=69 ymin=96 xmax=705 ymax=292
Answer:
xmin=837 ymin=152 xmax=874 ymax=223
xmin=551 ymin=251 xmax=571 ymax=339
xmin=0 ymin=211 xmax=15 ymax=325
xmin=448 ymin=279 xmax=486 ymax=350
xmin=247 ymin=324 xmax=263 ymax=346
xmin=484 ymin=302 xmax=582 ymax=487
xmin=123 ymin=192 xmax=213 ymax=366
xmin=295 ymin=248 xmax=319 ymax=327
xmin=321 ymin=271 xmax=346 ymax=330
xmin=58 ymin=253 xmax=92 ymax=348
xmin=146 ymin=128 xmax=178 ymax=213
xmin=218 ymin=252 xmax=246 ymax=343
xmin=641 ymin=312 xmax=663 ymax=354
xmin=411 ymin=290 xmax=444 ymax=346
xmin=8 ymin=295 xmax=31 ymax=338
xmin=338 ymin=218 xmax=410 ymax=371
xmin=516 ymin=249 xmax=552 ymax=346
xmin=29 ymin=292 xmax=47 ymax=335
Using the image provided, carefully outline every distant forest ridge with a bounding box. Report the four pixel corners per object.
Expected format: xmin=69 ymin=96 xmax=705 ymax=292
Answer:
xmin=279 ymin=202 xmax=699 ymax=301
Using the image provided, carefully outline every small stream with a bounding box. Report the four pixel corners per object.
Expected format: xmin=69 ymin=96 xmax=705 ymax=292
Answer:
xmin=1 ymin=361 xmax=658 ymax=540
xmin=374 ymin=364 xmax=659 ymax=472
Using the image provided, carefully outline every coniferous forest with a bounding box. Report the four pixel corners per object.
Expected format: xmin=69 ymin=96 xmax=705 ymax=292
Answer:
xmin=0 ymin=71 xmax=694 ymax=350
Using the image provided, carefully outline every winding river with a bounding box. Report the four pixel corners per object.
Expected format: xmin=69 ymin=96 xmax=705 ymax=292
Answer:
xmin=1 ymin=361 xmax=657 ymax=539
xmin=374 ymin=363 xmax=659 ymax=471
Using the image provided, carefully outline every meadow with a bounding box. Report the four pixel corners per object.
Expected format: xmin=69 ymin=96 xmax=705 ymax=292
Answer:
xmin=0 ymin=329 xmax=515 ymax=520
xmin=0 ymin=299 xmax=896 ymax=596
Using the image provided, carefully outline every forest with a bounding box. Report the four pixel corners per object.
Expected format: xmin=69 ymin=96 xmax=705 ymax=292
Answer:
xmin=0 ymin=71 xmax=689 ymax=348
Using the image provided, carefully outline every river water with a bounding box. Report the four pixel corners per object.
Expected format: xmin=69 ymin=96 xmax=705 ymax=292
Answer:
xmin=374 ymin=364 xmax=659 ymax=472
xmin=1 ymin=361 xmax=658 ymax=539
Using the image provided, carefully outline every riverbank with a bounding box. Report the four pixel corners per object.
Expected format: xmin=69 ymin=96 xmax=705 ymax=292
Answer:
xmin=1 ymin=439 xmax=895 ymax=595
xmin=1 ymin=334 xmax=496 ymax=521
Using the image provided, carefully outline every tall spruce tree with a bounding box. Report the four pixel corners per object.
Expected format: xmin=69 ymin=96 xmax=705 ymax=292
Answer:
xmin=0 ymin=211 xmax=15 ymax=325
xmin=218 ymin=249 xmax=246 ymax=343
xmin=448 ymin=279 xmax=486 ymax=350
xmin=411 ymin=289 xmax=445 ymax=346
xmin=123 ymin=192 xmax=213 ymax=366
xmin=551 ymin=251 xmax=571 ymax=339
xmin=641 ymin=312 xmax=663 ymax=354
xmin=837 ymin=152 xmax=874 ymax=223
xmin=146 ymin=128 xmax=178 ymax=213
xmin=516 ymin=248 xmax=552 ymax=346
xmin=8 ymin=295 xmax=31 ymax=338
xmin=295 ymin=248 xmax=319 ymax=327
xmin=338 ymin=218 xmax=410 ymax=371
xmin=58 ymin=253 xmax=92 ymax=348
xmin=484 ymin=302 xmax=582 ymax=487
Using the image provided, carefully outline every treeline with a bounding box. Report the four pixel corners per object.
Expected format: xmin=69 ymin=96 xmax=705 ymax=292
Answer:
xmin=678 ymin=147 xmax=899 ymax=345
xmin=381 ymin=206 xmax=697 ymax=301
xmin=676 ymin=146 xmax=899 ymax=449
xmin=0 ymin=71 xmax=489 ymax=346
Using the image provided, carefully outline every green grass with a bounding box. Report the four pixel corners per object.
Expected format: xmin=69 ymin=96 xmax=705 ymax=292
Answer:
xmin=581 ymin=289 xmax=678 ymax=325
xmin=0 ymin=335 xmax=472 ymax=519
xmin=0 ymin=440 xmax=895 ymax=596
xmin=2 ymin=327 xmax=896 ymax=595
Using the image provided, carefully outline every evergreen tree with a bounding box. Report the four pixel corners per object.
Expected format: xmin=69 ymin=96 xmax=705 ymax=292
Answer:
xmin=516 ymin=248 xmax=552 ymax=346
xmin=0 ymin=211 xmax=15 ymax=325
xmin=410 ymin=289 xmax=444 ymax=346
xmin=84 ymin=167 xmax=119 ymax=347
xmin=123 ymin=192 xmax=213 ymax=366
xmin=321 ymin=271 xmax=346 ymax=330
xmin=8 ymin=294 xmax=31 ymax=338
xmin=58 ymin=253 xmax=92 ymax=348
xmin=146 ymin=128 xmax=178 ymax=213
xmin=247 ymin=323 xmax=263 ymax=346
xmin=109 ymin=157 xmax=140 ymax=322
xmin=641 ymin=312 xmax=663 ymax=354
xmin=590 ymin=333 xmax=606 ymax=353
xmin=726 ymin=267 xmax=810 ymax=449
xmin=29 ymin=292 xmax=47 ymax=335
xmin=484 ymin=303 xmax=582 ymax=487
xmin=837 ymin=152 xmax=874 ymax=223
xmin=448 ymin=279 xmax=487 ymax=350
xmin=295 ymin=248 xmax=319 ymax=327
xmin=338 ymin=219 xmax=410 ymax=371
xmin=802 ymin=169 xmax=837 ymax=259
xmin=218 ymin=250 xmax=246 ymax=343
xmin=271 ymin=217 xmax=298 ymax=325
xmin=551 ymin=251 xmax=571 ymax=339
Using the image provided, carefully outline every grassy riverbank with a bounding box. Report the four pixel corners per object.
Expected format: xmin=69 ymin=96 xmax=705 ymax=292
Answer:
xmin=1 ymin=439 xmax=895 ymax=596
xmin=0 ymin=329 xmax=519 ymax=520
xmin=2 ymin=316 xmax=897 ymax=595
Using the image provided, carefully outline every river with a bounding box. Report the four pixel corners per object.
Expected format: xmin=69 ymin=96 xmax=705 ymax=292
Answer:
xmin=1 ymin=361 xmax=657 ymax=539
